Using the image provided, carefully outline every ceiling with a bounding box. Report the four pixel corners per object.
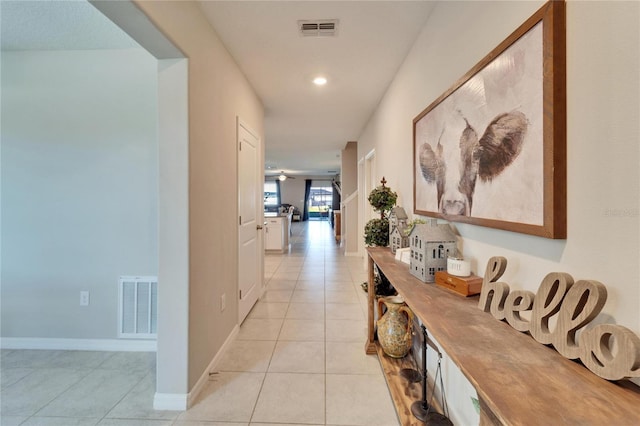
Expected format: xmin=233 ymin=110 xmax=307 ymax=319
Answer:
xmin=0 ymin=1 xmax=140 ymax=51
xmin=1 ymin=0 xmax=435 ymax=177
xmin=199 ymin=1 xmax=435 ymax=177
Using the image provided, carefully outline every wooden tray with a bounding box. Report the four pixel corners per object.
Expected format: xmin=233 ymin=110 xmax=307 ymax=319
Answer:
xmin=434 ymin=271 xmax=482 ymax=296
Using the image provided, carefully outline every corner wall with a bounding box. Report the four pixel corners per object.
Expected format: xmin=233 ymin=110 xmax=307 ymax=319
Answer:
xmin=133 ymin=0 xmax=264 ymax=391
xmin=341 ymin=142 xmax=358 ymax=254
xmin=357 ymin=0 xmax=639 ymax=423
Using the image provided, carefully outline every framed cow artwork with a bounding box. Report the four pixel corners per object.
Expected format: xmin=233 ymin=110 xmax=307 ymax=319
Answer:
xmin=413 ymin=0 xmax=566 ymax=239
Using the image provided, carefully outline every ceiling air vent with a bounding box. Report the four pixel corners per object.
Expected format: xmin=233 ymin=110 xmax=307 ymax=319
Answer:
xmin=298 ymin=19 xmax=339 ymax=37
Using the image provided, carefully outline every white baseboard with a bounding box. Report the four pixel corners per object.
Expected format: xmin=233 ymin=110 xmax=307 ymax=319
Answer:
xmin=153 ymin=392 xmax=187 ymax=411
xmin=152 ymin=324 xmax=240 ymax=411
xmin=186 ymin=324 xmax=239 ymax=408
xmin=0 ymin=337 xmax=157 ymax=352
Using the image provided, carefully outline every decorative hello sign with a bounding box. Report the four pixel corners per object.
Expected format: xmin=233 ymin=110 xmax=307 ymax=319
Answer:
xmin=478 ymin=256 xmax=640 ymax=381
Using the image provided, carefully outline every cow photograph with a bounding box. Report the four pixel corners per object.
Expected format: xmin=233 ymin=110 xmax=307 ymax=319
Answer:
xmin=414 ymin=21 xmax=546 ymax=229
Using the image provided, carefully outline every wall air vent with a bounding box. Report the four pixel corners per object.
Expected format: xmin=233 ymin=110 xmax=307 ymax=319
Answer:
xmin=118 ymin=276 xmax=158 ymax=339
xmin=298 ymin=19 xmax=339 ymax=37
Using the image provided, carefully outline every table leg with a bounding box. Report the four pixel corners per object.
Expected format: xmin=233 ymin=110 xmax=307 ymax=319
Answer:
xmin=365 ymin=253 xmax=377 ymax=354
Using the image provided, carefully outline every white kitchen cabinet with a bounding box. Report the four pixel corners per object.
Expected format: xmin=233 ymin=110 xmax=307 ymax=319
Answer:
xmin=264 ymin=216 xmax=286 ymax=252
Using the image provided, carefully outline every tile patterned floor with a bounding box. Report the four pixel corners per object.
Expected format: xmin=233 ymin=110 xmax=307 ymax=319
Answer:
xmin=1 ymin=220 xmax=399 ymax=426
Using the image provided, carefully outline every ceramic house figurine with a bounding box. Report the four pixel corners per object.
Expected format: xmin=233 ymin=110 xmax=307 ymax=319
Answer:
xmin=388 ymin=207 xmax=409 ymax=254
xmin=409 ymin=220 xmax=457 ymax=282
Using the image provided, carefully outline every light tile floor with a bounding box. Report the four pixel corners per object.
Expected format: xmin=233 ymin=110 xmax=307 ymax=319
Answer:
xmin=1 ymin=220 xmax=400 ymax=426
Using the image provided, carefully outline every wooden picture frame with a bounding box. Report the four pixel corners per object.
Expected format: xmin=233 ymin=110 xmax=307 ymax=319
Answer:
xmin=413 ymin=1 xmax=566 ymax=238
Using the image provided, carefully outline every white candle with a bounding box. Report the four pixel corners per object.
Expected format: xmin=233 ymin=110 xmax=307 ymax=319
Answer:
xmin=447 ymin=257 xmax=471 ymax=277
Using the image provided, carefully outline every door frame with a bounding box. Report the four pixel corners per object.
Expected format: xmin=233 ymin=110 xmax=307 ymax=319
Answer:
xmin=360 ymin=149 xmax=376 ymax=262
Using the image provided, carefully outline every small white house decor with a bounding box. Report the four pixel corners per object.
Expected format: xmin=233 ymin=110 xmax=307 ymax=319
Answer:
xmin=409 ymin=220 xmax=458 ymax=282
xmin=389 ymin=207 xmax=410 ymax=254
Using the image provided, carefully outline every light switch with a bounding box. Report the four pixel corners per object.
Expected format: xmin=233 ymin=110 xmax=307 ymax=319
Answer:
xmin=80 ymin=291 xmax=90 ymax=306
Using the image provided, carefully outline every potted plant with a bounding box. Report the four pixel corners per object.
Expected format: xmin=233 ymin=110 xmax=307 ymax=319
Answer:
xmin=364 ymin=177 xmax=397 ymax=247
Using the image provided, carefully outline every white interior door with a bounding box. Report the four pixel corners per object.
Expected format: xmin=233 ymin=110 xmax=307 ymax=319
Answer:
xmin=238 ymin=119 xmax=261 ymax=324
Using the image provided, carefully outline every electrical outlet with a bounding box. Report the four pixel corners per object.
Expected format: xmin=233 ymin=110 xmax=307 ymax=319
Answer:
xmin=80 ymin=291 xmax=90 ymax=306
xmin=220 ymin=293 xmax=226 ymax=312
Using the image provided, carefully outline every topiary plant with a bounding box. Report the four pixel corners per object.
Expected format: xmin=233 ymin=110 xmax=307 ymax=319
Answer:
xmin=364 ymin=218 xmax=390 ymax=246
xmin=364 ymin=177 xmax=398 ymax=247
xmin=368 ymin=184 xmax=397 ymax=214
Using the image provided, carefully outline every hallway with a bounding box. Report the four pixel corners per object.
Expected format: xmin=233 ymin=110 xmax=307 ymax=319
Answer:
xmin=1 ymin=220 xmax=399 ymax=426
xmin=181 ymin=219 xmax=399 ymax=425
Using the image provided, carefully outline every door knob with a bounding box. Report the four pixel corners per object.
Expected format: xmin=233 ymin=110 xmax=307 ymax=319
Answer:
xmin=257 ymin=225 xmax=263 ymax=230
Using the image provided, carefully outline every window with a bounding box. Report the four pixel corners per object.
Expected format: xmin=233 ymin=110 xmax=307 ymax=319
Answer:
xmin=307 ymin=182 xmax=333 ymax=219
xmin=264 ymin=182 xmax=279 ymax=206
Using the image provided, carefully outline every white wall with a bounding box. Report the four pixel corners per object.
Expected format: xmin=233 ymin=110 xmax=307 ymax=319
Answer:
xmin=357 ymin=1 xmax=639 ymax=423
xmin=133 ymin=0 xmax=265 ymax=393
xmin=1 ymin=49 xmax=158 ymax=339
xmin=341 ymin=142 xmax=359 ymax=254
xmin=156 ymin=58 xmax=189 ymax=404
xmin=279 ymin=177 xmax=306 ymax=211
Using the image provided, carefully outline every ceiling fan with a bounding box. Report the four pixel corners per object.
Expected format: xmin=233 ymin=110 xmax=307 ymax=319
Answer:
xmin=274 ymin=171 xmax=295 ymax=181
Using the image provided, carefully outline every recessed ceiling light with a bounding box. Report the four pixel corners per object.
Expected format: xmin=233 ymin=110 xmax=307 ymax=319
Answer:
xmin=313 ymin=76 xmax=327 ymax=86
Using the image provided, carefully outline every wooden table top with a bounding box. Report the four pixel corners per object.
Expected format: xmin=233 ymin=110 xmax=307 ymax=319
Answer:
xmin=367 ymin=247 xmax=640 ymax=425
